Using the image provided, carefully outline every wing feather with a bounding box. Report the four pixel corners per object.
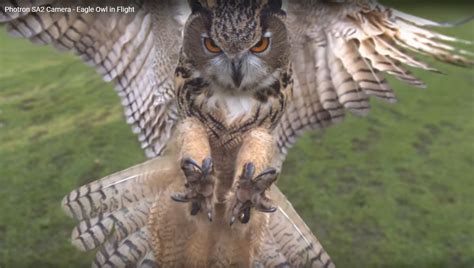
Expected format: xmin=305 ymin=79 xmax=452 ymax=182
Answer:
xmin=71 ymin=199 xmax=152 ymax=251
xmin=257 ymin=186 xmax=334 ymax=268
xmin=62 ymin=155 xmax=177 ymax=267
xmin=275 ymin=0 xmax=473 ymax=160
xmin=93 ymin=226 xmax=155 ymax=268
xmin=1 ymin=0 xmax=187 ymax=157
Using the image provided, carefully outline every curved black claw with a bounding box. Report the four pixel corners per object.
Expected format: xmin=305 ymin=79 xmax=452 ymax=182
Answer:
xmin=171 ymin=156 xmax=215 ymax=221
xmin=171 ymin=193 xmax=193 ymax=203
xmin=229 ymin=162 xmax=278 ymax=225
xmin=240 ymin=206 xmax=251 ymax=224
xmin=191 ymin=201 xmax=200 ymax=216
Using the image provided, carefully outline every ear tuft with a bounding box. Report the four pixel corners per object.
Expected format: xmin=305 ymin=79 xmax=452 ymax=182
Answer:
xmin=188 ymin=0 xmax=204 ymax=13
xmin=267 ymin=0 xmax=283 ymax=10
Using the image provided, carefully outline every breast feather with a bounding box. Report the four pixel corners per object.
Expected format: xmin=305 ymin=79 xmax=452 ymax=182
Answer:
xmin=206 ymin=92 xmax=257 ymax=124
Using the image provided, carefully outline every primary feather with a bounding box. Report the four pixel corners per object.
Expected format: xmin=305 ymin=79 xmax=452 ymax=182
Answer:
xmin=276 ymin=0 xmax=473 ymax=160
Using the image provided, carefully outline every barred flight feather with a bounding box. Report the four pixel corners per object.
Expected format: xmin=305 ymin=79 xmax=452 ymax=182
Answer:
xmin=93 ymin=226 xmax=155 ymax=268
xmin=71 ymin=199 xmax=152 ymax=251
xmin=0 ymin=0 xmax=183 ymax=158
xmin=61 ymin=156 xmax=175 ymax=221
xmin=275 ymin=0 xmax=473 ymax=160
xmin=264 ymin=186 xmax=335 ymax=268
xmin=61 ymin=155 xmax=177 ymax=267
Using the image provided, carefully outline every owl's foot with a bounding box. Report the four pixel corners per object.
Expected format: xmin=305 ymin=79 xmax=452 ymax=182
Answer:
xmin=171 ymin=157 xmax=215 ymax=222
xmin=229 ymin=162 xmax=278 ymax=225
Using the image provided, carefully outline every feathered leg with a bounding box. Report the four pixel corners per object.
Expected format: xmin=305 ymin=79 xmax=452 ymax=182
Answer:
xmin=227 ymin=128 xmax=278 ymax=225
xmin=171 ymin=118 xmax=216 ymax=221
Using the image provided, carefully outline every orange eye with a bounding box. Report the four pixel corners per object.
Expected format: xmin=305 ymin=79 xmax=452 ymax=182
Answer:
xmin=250 ymin=37 xmax=270 ymax=53
xmin=203 ymin=38 xmax=222 ymax=53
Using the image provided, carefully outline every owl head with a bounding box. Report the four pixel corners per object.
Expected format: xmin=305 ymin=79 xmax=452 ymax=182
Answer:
xmin=182 ymin=0 xmax=290 ymax=92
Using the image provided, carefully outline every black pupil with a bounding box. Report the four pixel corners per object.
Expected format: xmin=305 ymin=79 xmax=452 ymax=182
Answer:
xmin=255 ymin=39 xmax=263 ymax=47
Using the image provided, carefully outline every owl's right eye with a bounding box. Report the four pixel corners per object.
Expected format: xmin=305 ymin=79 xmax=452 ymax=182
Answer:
xmin=203 ymin=38 xmax=222 ymax=53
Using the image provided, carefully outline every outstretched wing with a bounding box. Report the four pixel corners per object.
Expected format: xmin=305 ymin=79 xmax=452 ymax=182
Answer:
xmin=275 ymin=0 xmax=473 ymax=160
xmin=0 ymin=0 xmax=189 ymax=157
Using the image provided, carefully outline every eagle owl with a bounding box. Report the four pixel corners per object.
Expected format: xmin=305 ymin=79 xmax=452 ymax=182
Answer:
xmin=1 ymin=0 xmax=472 ymax=267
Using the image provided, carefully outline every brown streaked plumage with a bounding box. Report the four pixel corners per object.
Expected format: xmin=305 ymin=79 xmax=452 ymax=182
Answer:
xmin=61 ymin=134 xmax=332 ymax=267
xmin=1 ymin=0 xmax=472 ymax=266
xmin=174 ymin=1 xmax=293 ymax=230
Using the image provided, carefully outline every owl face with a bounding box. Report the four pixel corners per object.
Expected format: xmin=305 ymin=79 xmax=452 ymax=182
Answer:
xmin=182 ymin=0 xmax=289 ymax=92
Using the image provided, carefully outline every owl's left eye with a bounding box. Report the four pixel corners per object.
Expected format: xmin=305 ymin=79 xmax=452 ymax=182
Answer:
xmin=203 ymin=38 xmax=222 ymax=53
xmin=250 ymin=37 xmax=270 ymax=53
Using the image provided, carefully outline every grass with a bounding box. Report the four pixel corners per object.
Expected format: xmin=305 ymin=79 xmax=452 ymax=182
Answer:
xmin=0 ymin=3 xmax=473 ymax=268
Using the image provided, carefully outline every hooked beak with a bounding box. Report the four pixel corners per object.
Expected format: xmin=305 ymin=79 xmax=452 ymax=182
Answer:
xmin=231 ymin=58 xmax=243 ymax=88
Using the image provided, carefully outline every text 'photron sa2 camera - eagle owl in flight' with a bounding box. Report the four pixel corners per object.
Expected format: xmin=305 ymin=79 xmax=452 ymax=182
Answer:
xmin=1 ymin=0 xmax=472 ymax=267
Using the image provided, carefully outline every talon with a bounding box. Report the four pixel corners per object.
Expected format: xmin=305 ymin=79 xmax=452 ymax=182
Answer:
xmin=229 ymin=163 xmax=279 ymax=224
xmin=240 ymin=206 xmax=251 ymax=224
xmin=174 ymin=157 xmax=216 ymax=219
xmin=254 ymin=167 xmax=277 ymax=180
xmin=171 ymin=193 xmax=189 ymax=203
xmin=258 ymin=206 xmax=277 ymax=213
xmin=181 ymin=157 xmax=202 ymax=172
xmin=191 ymin=202 xmax=200 ymax=216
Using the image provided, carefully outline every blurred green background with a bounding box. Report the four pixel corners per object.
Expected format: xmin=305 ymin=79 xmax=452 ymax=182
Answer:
xmin=0 ymin=3 xmax=473 ymax=268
